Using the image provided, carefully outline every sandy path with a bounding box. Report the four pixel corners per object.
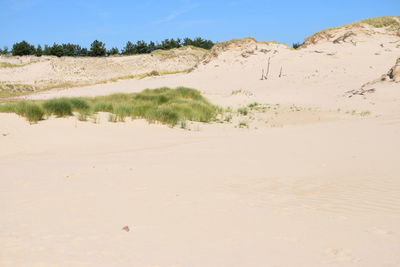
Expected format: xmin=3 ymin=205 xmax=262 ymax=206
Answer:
xmin=1 ymin=114 xmax=399 ymax=266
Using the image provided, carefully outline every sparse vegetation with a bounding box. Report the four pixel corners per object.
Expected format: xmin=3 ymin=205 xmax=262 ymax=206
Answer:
xmin=238 ymin=121 xmax=249 ymax=128
xmin=0 ymin=87 xmax=219 ymax=126
xmin=237 ymin=107 xmax=249 ymax=116
xmin=0 ymin=62 xmax=24 ymax=68
xmin=224 ymin=114 xmax=232 ymax=122
xmin=360 ymin=16 xmax=400 ymax=30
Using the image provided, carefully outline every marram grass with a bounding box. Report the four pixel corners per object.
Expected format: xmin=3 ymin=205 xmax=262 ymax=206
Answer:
xmin=0 ymin=87 xmax=220 ymax=126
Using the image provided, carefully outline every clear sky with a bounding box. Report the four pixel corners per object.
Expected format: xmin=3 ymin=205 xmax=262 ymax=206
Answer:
xmin=1 ymin=0 xmax=399 ymax=49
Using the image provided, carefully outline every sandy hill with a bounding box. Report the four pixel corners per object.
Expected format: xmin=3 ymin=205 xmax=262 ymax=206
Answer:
xmin=1 ymin=16 xmax=399 ymax=105
xmin=0 ymin=46 xmax=207 ymax=96
xmin=1 ymin=16 xmax=400 ymax=267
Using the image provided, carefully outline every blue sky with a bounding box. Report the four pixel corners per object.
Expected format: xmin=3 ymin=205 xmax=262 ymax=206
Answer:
xmin=1 ymin=0 xmax=399 ymax=49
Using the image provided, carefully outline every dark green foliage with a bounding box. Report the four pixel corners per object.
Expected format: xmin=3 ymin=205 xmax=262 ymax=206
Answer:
xmin=107 ymin=47 xmax=119 ymax=56
xmin=122 ymin=37 xmax=214 ymax=55
xmin=0 ymin=46 xmax=9 ymax=55
xmin=292 ymin=42 xmax=303 ymax=49
xmin=183 ymin=37 xmax=214 ymax=50
xmin=122 ymin=41 xmax=135 ymax=55
xmin=49 ymin=43 xmax=64 ymax=57
xmin=35 ymin=45 xmax=43 ymax=57
xmin=6 ymin=37 xmax=214 ymax=57
xmin=42 ymin=98 xmax=73 ymax=117
xmin=12 ymin=41 xmax=36 ymax=56
xmin=89 ymin=40 xmax=106 ymax=57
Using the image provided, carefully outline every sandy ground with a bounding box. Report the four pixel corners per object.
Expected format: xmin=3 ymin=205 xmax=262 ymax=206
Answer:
xmin=1 ymin=22 xmax=400 ymax=266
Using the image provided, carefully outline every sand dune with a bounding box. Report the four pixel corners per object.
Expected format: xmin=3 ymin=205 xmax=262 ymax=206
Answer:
xmin=1 ymin=17 xmax=400 ymax=266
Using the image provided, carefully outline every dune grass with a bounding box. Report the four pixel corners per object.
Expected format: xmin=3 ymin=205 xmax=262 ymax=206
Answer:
xmin=304 ymin=16 xmax=400 ymax=45
xmin=0 ymin=101 xmax=44 ymax=123
xmin=360 ymin=16 xmax=400 ymax=30
xmin=0 ymin=87 xmax=220 ymax=126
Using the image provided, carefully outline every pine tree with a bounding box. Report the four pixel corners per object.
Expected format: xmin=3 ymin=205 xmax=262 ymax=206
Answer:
xmin=107 ymin=47 xmax=119 ymax=56
xmin=89 ymin=40 xmax=106 ymax=56
xmin=122 ymin=41 xmax=135 ymax=55
xmin=12 ymin=41 xmax=36 ymax=56
xmin=35 ymin=45 xmax=43 ymax=57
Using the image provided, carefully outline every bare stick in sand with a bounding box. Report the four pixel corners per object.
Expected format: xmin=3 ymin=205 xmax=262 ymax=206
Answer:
xmin=265 ymin=57 xmax=271 ymax=79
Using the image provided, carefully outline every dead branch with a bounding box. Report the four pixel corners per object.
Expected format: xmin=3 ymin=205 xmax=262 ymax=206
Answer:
xmin=265 ymin=57 xmax=271 ymax=79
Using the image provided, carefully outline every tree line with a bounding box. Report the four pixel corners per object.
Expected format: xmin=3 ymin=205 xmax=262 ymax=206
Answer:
xmin=0 ymin=38 xmax=214 ymax=57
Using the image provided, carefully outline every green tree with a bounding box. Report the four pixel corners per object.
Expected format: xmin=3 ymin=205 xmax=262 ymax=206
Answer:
xmin=135 ymin=40 xmax=149 ymax=54
xmin=43 ymin=45 xmax=51 ymax=55
xmin=148 ymin=41 xmax=156 ymax=53
xmin=12 ymin=41 xmax=36 ymax=56
xmin=49 ymin=43 xmax=64 ymax=57
xmin=0 ymin=46 xmax=8 ymax=55
xmin=107 ymin=47 xmax=119 ymax=56
xmin=89 ymin=40 xmax=106 ymax=56
xmin=122 ymin=41 xmax=135 ymax=55
xmin=35 ymin=45 xmax=43 ymax=56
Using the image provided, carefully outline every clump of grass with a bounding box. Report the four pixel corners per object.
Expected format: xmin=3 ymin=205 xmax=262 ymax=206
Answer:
xmin=0 ymin=101 xmax=44 ymax=123
xmin=42 ymin=98 xmax=73 ymax=117
xmin=179 ymin=120 xmax=188 ymax=129
xmin=238 ymin=121 xmax=249 ymax=128
xmin=148 ymin=70 xmax=160 ymax=76
xmin=237 ymin=107 xmax=248 ymax=116
xmin=108 ymin=114 xmax=118 ymax=122
xmin=360 ymin=111 xmax=371 ymax=117
xmin=76 ymin=111 xmax=89 ymax=121
xmin=16 ymin=102 xmax=44 ymax=123
xmin=224 ymin=114 xmax=232 ymax=122
xmin=43 ymin=97 xmax=91 ymax=117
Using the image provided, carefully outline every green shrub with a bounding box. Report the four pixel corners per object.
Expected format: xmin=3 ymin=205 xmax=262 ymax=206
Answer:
xmin=42 ymin=98 xmax=72 ymax=117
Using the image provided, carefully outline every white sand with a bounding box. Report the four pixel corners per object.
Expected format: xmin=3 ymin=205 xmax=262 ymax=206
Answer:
xmin=1 ymin=22 xmax=400 ymax=266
